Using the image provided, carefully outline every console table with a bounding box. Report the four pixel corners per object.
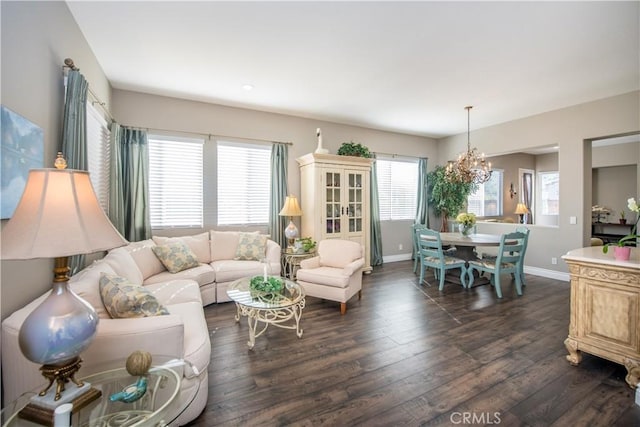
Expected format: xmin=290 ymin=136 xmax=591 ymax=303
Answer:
xmin=562 ymin=247 xmax=640 ymax=388
xmin=591 ymin=222 xmax=635 ymax=245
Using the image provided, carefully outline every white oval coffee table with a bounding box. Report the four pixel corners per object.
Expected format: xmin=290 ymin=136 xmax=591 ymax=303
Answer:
xmin=227 ymin=277 xmax=305 ymax=349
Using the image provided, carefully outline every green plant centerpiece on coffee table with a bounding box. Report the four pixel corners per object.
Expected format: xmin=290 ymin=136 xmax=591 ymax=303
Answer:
xmin=249 ymin=275 xmax=284 ymax=295
xmin=337 ymin=141 xmax=372 ymax=158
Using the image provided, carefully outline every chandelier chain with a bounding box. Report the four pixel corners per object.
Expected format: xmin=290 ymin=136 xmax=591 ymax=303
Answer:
xmin=445 ymin=106 xmax=492 ymax=185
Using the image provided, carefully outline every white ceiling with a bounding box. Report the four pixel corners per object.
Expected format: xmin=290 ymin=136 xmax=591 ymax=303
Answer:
xmin=66 ymin=1 xmax=639 ymax=139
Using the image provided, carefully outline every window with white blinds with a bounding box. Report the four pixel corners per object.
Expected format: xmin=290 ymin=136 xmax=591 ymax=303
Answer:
xmin=376 ymin=157 xmax=419 ymax=221
xmin=86 ymin=102 xmax=110 ymax=212
xmin=148 ymin=135 xmax=204 ymax=228
xmin=217 ymin=141 xmax=271 ymax=225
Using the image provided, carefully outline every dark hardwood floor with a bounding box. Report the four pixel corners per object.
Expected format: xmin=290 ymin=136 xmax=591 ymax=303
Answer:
xmin=186 ymin=261 xmax=640 ymax=426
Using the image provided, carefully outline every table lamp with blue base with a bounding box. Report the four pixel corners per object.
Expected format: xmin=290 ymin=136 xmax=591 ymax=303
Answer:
xmin=1 ymin=158 xmax=128 ymax=425
xmin=279 ymin=195 xmax=302 ymax=248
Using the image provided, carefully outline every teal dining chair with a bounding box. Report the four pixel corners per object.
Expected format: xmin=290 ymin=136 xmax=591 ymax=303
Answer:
xmin=515 ymin=226 xmax=530 ymax=285
xmin=415 ymin=227 xmax=468 ymax=290
xmin=412 ymin=223 xmax=428 ymax=273
xmin=466 ymin=231 xmax=526 ymax=298
xmin=481 ymin=227 xmax=530 ymax=285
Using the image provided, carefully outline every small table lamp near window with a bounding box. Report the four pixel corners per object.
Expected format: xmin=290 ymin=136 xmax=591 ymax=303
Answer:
xmin=1 ymin=158 xmax=127 ymax=418
xmin=515 ymin=202 xmax=530 ymax=224
xmin=279 ymin=195 xmax=302 ymax=248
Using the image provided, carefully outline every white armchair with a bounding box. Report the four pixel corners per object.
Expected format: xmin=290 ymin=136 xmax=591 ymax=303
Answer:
xmin=296 ymin=239 xmax=365 ymax=315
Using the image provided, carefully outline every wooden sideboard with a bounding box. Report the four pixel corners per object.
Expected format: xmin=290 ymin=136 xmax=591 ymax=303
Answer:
xmin=562 ymin=246 xmax=640 ymax=388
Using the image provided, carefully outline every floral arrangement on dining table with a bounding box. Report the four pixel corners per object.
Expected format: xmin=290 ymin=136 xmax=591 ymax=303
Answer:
xmin=603 ymin=197 xmax=640 ymax=259
xmin=456 ymin=212 xmax=476 ymax=236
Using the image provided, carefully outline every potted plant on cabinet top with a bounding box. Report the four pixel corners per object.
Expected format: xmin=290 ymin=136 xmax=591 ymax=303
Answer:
xmin=603 ymin=197 xmax=640 ymax=260
xmin=337 ymin=141 xmax=372 ymax=158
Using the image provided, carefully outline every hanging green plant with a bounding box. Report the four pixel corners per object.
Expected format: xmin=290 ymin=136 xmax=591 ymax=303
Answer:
xmin=337 ymin=141 xmax=372 ymax=158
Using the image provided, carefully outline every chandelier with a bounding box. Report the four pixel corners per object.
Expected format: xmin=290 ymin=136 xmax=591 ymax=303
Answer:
xmin=445 ymin=106 xmax=492 ymax=185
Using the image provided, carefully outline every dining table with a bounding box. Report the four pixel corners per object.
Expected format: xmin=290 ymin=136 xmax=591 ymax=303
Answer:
xmin=438 ymin=232 xmax=509 ymax=259
xmin=423 ymin=232 xmax=514 ymax=287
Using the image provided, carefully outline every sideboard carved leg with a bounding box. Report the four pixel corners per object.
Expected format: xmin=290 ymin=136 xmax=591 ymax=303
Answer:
xmin=623 ymin=358 xmax=640 ymax=388
xmin=564 ymin=337 xmax=582 ymax=365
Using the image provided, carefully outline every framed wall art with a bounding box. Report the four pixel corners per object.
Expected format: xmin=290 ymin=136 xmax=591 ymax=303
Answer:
xmin=1 ymin=105 xmax=44 ymax=219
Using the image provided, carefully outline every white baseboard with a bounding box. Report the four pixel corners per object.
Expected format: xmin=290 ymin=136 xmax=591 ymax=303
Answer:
xmin=523 ymin=266 xmax=570 ymax=282
xmin=381 ymin=255 xmax=570 ymax=282
xmin=383 ymin=253 xmax=413 ymax=263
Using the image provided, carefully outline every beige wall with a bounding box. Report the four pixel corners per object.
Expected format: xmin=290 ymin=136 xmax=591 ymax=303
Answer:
xmin=438 ymin=91 xmax=640 ymax=276
xmin=111 ymin=89 xmax=438 ymax=261
xmin=488 ymin=152 xmax=537 ymax=222
xmin=1 ymin=1 xmax=112 ymax=319
xmin=593 ymin=141 xmax=639 ymax=168
xmin=593 ymin=165 xmax=638 ymax=222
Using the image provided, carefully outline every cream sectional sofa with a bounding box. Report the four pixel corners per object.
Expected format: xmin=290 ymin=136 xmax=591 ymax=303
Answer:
xmin=1 ymin=230 xmax=281 ymax=425
xmin=130 ymin=230 xmax=281 ymax=305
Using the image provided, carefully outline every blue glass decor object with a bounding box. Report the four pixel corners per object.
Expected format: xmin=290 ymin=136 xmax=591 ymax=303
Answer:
xmin=110 ymin=350 xmax=153 ymax=403
xmin=110 ymin=377 xmax=148 ymax=403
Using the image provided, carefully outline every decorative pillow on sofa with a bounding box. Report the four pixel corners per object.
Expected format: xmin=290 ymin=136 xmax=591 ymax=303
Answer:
xmin=99 ymin=273 xmax=169 ymax=318
xmin=69 ymin=261 xmax=118 ymax=319
xmin=234 ymin=233 xmax=268 ymax=261
xmin=152 ymin=241 xmax=200 ymax=273
xmin=153 ymin=232 xmax=211 ymax=264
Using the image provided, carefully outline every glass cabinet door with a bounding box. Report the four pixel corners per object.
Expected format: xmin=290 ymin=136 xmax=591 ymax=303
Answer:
xmin=322 ymin=169 xmax=366 ymax=237
xmin=347 ymin=172 xmax=364 ymax=233
xmin=325 ymin=171 xmax=341 ymax=235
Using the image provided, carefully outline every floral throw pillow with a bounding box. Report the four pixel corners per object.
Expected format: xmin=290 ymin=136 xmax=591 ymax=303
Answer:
xmin=99 ymin=273 xmax=169 ymax=319
xmin=152 ymin=241 xmax=200 ymax=273
xmin=234 ymin=233 xmax=268 ymax=261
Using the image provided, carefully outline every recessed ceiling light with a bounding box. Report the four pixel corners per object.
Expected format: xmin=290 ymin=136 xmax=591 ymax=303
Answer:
xmin=242 ymin=84 xmax=254 ymax=91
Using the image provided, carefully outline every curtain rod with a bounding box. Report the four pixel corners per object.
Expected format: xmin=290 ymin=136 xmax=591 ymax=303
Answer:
xmin=63 ymin=58 xmax=115 ymax=123
xmin=120 ymin=124 xmax=294 ymax=146
xmin=373 ymin=151 xmax=423 ymax=160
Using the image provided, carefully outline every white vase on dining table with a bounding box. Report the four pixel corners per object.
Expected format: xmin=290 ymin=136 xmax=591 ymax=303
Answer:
xmin=459 ymin=223 xmax=473 ymax=236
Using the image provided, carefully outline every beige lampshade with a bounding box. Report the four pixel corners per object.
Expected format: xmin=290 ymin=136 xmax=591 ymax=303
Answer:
xmin=1 ymin=169 xmax=128 ymax=260
xmin=279 ymin=195 xmax=302 ymax=217
xmin=514 ymin=203 xmax=530 ymax=215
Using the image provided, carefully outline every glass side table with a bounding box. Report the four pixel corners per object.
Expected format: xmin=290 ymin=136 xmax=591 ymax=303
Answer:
xmin=1 ymin=357 xmax=187 ymax=427
xmin=281 ymin=249 xmax=315 ymax=279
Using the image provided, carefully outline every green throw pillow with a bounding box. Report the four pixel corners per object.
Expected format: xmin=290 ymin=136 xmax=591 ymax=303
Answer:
xmin=99 ymin=273 xmax=169 ymax=319
xmin=152 ymin=241 xmax=200 ymax=273
xmin=234 ymin=233 xmax=268 ymax=261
